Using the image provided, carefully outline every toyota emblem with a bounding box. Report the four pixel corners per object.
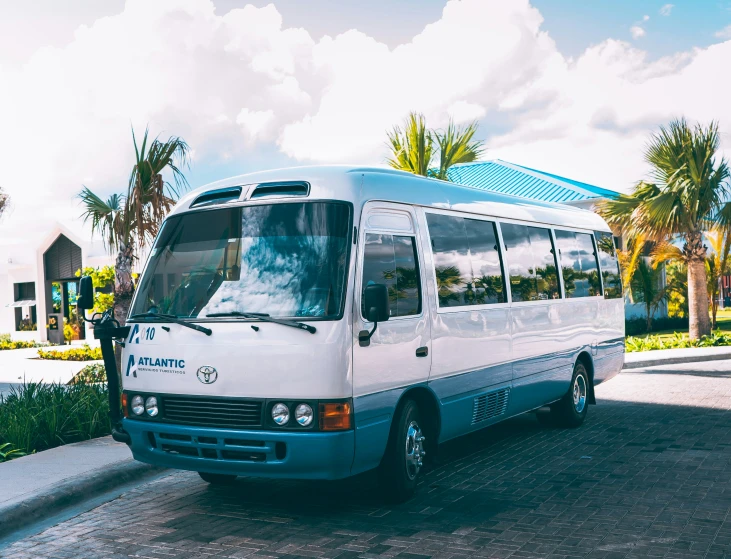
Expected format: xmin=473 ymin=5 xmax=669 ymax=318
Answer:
xmin=197 ymin=366 xmax=218 ymax=384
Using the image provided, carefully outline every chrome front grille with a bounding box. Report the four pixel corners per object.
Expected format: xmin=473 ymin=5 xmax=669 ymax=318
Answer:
xmin=161 ymin=396 xmax=263 ymax=429
xmin=472 ymin=388 xmax=510 ymax=425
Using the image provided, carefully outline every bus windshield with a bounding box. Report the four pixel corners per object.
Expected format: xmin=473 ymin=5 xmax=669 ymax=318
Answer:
xmin=131 ymin=202 xmax=351 ymax=320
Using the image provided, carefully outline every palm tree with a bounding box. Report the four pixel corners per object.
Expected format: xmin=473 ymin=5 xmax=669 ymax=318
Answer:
xmin=80 ymin=127 xmax=190 ymax=327
xmin=629 ymin=258 xmax=667 ymax=333
xmin=597 ymin=118 xmax=730 ymax=339
xmin=704 ymin=227 xmax=731 ymax=328
xmin=386 ymin=112 xmax=484 ymax=179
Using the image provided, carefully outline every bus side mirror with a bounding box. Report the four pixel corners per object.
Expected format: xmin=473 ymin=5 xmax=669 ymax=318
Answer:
xmin=77 ymin=276 xmax=94 ymax=312
xmin=359 ymin=284 xmax=390 ymax=347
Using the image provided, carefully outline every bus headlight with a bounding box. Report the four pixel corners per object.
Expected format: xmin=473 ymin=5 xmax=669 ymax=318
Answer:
xmin=271 ymin=403 xmax=290 ymax=425
xmin=295 ymin=403 xmax=313 ymax=426
xmin=145 ymin=396 xmax=159 ymax=417
xmin=131 ymin=395 xmax=145 ymax=416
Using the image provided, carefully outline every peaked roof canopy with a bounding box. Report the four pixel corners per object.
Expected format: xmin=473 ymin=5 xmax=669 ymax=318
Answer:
xmin=445 ymin=160 xmax=619 ymax=204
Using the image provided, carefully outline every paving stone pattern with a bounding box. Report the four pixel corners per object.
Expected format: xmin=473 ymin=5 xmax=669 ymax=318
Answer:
xmin=3 ymin=360 xmax=731 ymax=559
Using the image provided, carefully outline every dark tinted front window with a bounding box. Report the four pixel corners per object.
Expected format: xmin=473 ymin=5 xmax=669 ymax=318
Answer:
xmin=426 ymin=213 xmax=505 ymax=307
xmin=501 ymin=224 xmax=560 ymax=301
xmin=361 ymin=234 xmax=421 ymax=317
xmin=594 ymin=231 xmax=623 ymax=299
xmin=131 ymin=202 xmax=351 ymax=319
xmin=554 ymin=230 xmax=602 ymax=298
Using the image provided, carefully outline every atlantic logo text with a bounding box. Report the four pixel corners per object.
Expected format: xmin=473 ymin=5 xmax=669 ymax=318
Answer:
xmin=126 ymin=354 xmax=185 ymax=377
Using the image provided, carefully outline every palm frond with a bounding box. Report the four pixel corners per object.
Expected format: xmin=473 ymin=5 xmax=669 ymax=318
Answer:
xmin=385 ymin=112 xmax=434 ymax=176
xmin=433 ymin=120 xmax=485 ymax=180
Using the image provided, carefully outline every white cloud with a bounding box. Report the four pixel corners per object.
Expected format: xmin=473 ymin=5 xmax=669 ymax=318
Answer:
xmin=643 ymin=15 xmax=650 ymax=21
xmin=1 ymin=0 xmax=731 ymax=255
xmin=659 ymin=4 xmax=674 ymax=16
xmin=715 ymin=25 xmax=731 ymax=39
xmin=630 ymin=25 xmax=646 ymax=39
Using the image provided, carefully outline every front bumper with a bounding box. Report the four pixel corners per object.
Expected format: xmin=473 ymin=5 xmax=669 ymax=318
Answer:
xmin=123 ymin=419 xmax=355 ymax=480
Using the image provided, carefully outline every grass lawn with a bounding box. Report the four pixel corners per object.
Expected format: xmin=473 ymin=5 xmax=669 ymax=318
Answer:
xmin=632 ymin=308 xmax=731 ymax=342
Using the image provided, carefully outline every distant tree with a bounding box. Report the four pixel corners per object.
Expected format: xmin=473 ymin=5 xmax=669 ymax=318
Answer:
xmin=0 ymin=187 xmax=8 ymax=219
xmin=386 ymin=112 xmax=484 ymax=179
xmin=629 ymin=258 xmax=668 ymax=333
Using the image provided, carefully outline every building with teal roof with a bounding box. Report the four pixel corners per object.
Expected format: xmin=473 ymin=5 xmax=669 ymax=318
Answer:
xmin=445 ymin=159 xmax=619 ymax=211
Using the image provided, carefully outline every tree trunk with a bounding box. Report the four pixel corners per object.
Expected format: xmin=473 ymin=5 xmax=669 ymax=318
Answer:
xmin=687 ymin=258 xmax=711 ymax=339
xmin=113 ymin=244 xmax=135 ymax=373
xmin=646 ymin=303 xmax=652 ymax=334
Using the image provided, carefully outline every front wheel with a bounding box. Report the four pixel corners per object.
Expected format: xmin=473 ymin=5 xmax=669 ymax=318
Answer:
xmin=550 ymin=361 xmax=590 ymax=428
xmin=378 ymin=399 xmax=426 ymax=502
xmin=198 ymin=472 xmax=237 ymax=485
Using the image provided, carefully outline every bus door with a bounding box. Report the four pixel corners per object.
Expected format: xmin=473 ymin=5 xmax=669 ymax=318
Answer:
xmin=351 ymin=203 xmax=431 ymax=471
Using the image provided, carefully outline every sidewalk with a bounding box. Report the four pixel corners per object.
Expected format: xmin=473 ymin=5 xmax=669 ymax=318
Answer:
xmin=623 ymin=344 xmax=731 ymax=369
xmin=0 ymin=436 xmax=166 ymax=540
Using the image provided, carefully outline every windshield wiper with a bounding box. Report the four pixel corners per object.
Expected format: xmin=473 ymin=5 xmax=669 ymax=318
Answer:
xmin=129 ymin=312 xmax=212 ymax=336
xmin=206 ymin=311 xmax=316 ymax=334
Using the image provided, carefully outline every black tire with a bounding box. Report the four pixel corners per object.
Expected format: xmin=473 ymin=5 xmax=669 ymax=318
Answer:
xmin=198 ymin=472 xmax=237 ymax=485
xmin=378 ymin=399 xmax=425 ymax=502
xmin=550 ymin=361 xmax=590 ymax=428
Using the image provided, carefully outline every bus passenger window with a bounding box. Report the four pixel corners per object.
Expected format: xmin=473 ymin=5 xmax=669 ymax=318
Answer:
xmin=594 ymin=231 xmax=623 ymax=299
xmin=554 ymin=230 xmax=602 ymax=298
xmin=501 ymin=224 xmax=560 ymax=301
xmin=426 ymin=213 xmax=506 ymax=307
xmin=362 ymin=234 xmax=421 ymax=317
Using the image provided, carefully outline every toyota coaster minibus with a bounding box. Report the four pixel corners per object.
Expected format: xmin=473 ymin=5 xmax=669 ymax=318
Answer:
xmin=79 ymin=165 xmax=624 ymax=501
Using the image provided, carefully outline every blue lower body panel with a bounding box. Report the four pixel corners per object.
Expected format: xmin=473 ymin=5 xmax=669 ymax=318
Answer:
xmin=123 ymin=419 xmax=355 ymax=480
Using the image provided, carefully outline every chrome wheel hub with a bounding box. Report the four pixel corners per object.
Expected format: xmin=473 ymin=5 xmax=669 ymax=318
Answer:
xmin=573 ymin=374 xmax=587 ymax=413
xmin=405 ymin=421 xmax=425 ymax=480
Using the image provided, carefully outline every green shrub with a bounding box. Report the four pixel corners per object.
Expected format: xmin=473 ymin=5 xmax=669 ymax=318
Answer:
xmin=626 ymin=330 xmax=731 ymax=352
xmin=0 ymin=333 xmax=46 ymax=351
xmin=37 ymin=344 xmax=102 ymax=361
xmin=0 ymin=380 xmax=110 ymax=455
xmin=70 ymin=363 xmax=106 ymax=384
xmin=0 ymin=442 xmax=26 ymax=462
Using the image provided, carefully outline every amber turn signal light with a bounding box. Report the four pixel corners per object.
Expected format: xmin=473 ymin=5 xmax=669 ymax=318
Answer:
xmin=121 ymin=393 xmax=129 ymax=418
xmin=319 ymin=401 xmax=352 ymax=431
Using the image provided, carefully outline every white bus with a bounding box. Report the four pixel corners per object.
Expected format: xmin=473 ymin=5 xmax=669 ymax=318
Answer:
xmin=117 ymin=165 xmax=624 ymax=500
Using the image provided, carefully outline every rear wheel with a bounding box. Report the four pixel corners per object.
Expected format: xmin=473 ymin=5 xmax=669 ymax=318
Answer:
xmin=549 ymin=361 xmax=590 ymax=428
xmin=378 ymin=399 xmax=425 ymax=502
xmin=198 ymin=472 xmax=237 ymax=485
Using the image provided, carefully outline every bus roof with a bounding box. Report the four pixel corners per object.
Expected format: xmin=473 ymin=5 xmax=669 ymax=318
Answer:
xmin=171 ymin=165 xmax=612 ymax=232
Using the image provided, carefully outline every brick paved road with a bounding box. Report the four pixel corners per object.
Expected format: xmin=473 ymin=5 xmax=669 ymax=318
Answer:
xmin=3 ymin=361 xmax=731 ymax=559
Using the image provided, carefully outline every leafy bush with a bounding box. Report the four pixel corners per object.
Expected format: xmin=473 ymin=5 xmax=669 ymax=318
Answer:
xmin=625 ymin=330 xmax=731 ymax=352
xmin=70 ymin=363 xmax=106 ymax=384
xmin=37 ymin=344 xmax=102 ymax=361
xmin=0 ymin=380 xmax=110 ymax=456
xmin=625 ymin=316 xmax=689 ymax=336
xmin=0 ymin=442 xmax=26 ymax=462
xmin=0 ymin=334 xmax=46 ymax=351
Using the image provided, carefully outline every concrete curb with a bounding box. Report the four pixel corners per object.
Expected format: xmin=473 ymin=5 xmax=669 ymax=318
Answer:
xmin=0 ymin=459 xmax=167 ymax=540
xmin=623 ymin=350 xmax=731 ymax=370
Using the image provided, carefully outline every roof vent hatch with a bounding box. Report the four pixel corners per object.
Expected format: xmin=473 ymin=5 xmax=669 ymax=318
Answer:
xmin=250 ymin=181 xmax=310 ymax=199
xmin=190 ymin=187 xmax=242 ymax=208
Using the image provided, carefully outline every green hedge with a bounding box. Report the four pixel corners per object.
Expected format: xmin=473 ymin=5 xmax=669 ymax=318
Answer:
xmin=0 ymin=333 xmax=47 ymax=351
xmin=626 ymin=330 xmax=731 ymax=352
xmin=625 ymin=317 xmax=689 ymax=336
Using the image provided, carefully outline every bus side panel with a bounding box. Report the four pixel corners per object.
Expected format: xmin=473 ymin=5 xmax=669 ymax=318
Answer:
xmin=428 ymin=363 xmax=512 ymax=442
xmin=594 ymin=299 xmax=625 ymax=385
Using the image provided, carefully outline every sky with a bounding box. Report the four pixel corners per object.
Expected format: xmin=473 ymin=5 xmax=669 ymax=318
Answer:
xmin=0 ymin=0 xmax=730 ymax=256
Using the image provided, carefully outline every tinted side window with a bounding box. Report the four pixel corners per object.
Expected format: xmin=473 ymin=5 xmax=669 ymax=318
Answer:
xmin=464 ymin=218 xmax=506 ymax=305
xmin=501 ymin=224 xmax=560 ymax=301
xmin=528 ymin=227 xmax=561 ymax=300
xmin=362 ymin=234 xmax=421 ymax=317
xmin=555 ymin=230 xmax=602 ymax=298
xmin=426 ymin=213 xmax=506 ymax=307
xmin=501 ymin=223 xmax=535 ymax=302
xmin=594 ymin=231 xmax=623 ymax=299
